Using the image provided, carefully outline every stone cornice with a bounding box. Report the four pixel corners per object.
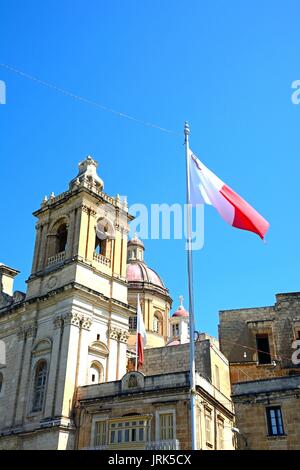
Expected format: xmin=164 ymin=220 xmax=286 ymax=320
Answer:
xmin=0 ymin=281 xmax=136 ymax=320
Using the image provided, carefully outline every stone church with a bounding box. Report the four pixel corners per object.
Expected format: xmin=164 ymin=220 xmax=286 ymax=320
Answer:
xmin=0 ymin=156 xmax=234 ymax=450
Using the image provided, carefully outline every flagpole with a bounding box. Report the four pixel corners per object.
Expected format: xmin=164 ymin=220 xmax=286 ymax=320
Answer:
xmin=135 ymin=294 xmax=139 ymax=371
xmin=184 ymin=121 xmax=197 ymax=450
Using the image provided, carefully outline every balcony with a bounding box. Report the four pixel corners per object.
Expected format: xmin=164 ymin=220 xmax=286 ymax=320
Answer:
xmin=93 ymin=252 xmax=111 ymax=267
xmin=47 ymin=251 xmax=65 ymax=266
xmin=84 ymin=440 xmax=180 ymax=451
xmin=146 ymin=439 xmax=180 ymax=450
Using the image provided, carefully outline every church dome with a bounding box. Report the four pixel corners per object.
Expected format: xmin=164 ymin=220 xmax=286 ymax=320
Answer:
xmin=126 ymin=235 xmax=166 ymax=289
xmin=172 ymin=296 xmax=189 ymax=318
xmin=126 ymin=262 xmax=165 ymax=288
xmin=127 ymin=234 xmax=144 ymax=249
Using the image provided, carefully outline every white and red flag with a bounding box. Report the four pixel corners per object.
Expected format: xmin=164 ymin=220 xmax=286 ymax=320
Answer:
xmin=136 ymin=295 xmax=147 ymax=369
xmin=189 ymin=150 xmax=270 ymax=240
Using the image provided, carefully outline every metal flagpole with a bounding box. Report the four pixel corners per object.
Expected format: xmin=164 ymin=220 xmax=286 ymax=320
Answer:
xmin=184 ymin=121 xmax=197 ymax=450
xmin=135 ymin=294 xmax=139 ymax=371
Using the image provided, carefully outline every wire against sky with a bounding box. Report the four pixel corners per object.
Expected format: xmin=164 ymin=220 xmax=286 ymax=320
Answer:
xmin=0 ymin=63 xmax=181 ymax=137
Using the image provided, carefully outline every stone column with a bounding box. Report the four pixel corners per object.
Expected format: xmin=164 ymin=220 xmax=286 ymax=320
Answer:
xmin=77 ymin=205 xmax=90 ymax=261
xmin=5 ymin=327 xmax=27 ymax=428
xmin=72 ymin=207 xmax=81 ymax=257
xmin=17 ymin=322 xmax=37 ymax=424
xmin=65 ymin=210 xmax=76 ymax=260
xmin=31 ymin=223 xmax=43 ymax=274
xmin=43 ymin=315 xmax=64 ymax=418
xmin=107 ymin=328 xmax=119 ymax=381
xmin=38 ymin=222 xmax=49 ymax=270
xmin=76 ymin=315 xmax=92 ymax=387
xmin=54 ymin=311 xmax=81 ymax=418
xmin=85 ymin=209 xmax=97 ymax=263
xmin=117 ymin=330 xmax=129 ymax=379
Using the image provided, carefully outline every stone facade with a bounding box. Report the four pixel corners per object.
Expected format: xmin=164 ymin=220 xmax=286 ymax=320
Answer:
xmin=141 ymin=334 xmax=232 ymax=399
xmin=0 ymin=156 xmax=134 ymax=450
xmin=232 ymin=375 xmax=300 ymax=450
xmin=76 ymin=369 xmax=235 ymax=450
xmin=219 ymin=292 xmax=300 ymax=384
xmin=0 ymin=154 xmax=235 ymax=450
xmin=219 ymin=291 xmax=300 ymax=449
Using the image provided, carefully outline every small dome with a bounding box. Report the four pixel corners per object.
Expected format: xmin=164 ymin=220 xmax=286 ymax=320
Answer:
xmin=172 ymin=295 xmax=189 ymax=318
xmin=126 ymin=262 xmax=165 ymax=288
xmin=127 ymin=233 xmax=145 ymax=249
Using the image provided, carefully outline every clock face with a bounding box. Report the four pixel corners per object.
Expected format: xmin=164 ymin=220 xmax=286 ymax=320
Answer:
xmin=47 ymin=276 xmax=58 ymax=290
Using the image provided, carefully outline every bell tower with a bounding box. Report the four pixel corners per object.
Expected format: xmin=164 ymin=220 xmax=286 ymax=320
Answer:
xmin=27 ymin=155 xmax=132 ymax=302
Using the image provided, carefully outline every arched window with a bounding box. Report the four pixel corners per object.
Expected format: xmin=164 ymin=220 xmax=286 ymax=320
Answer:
xmin=95 ymin=235 xmax=107 ymax=256
xmin=0 ymin=372 xmax=3 ymax=395
xmin=32 ymin=361 xmax=47 ymax=412
xmin=153 ymin=313 xmax=162 ymax=335
xmin=89 ymin=362 xmax=104 ymax=384
xmin=172 ymin=323 xmax=180 ymax=338
xmin=56 ymin=223 xmax=68 ymax=253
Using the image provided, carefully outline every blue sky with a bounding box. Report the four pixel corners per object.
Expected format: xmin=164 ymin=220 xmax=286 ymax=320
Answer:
xmin=1 ymin=1 xmax=300 ymax=337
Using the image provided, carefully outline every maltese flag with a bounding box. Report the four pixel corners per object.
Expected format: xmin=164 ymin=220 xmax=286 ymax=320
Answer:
xmin=189 ymin=150 xmax=270 ymax=240
xmin=136 ymin=295 xmax=147 ymax=369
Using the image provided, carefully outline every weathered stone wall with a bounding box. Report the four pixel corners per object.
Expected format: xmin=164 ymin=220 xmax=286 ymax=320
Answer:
xmin=232 ymin=375 xmax=300 ymax=450
xmin=77 ymin=371 xmax=235 ymax=450
xmin=140 ymin=337 xmax=232 ymax=399
xmin=219 ymin=292 xmax=300 ymax=377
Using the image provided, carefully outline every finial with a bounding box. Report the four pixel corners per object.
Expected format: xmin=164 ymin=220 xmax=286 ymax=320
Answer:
xmin=179 ymin=295 xmax=184 ymax=308
xmin=184 ymin=121 xmax=190 ymax=136
xmin=50 ymin=192 xmax=55 ymax=199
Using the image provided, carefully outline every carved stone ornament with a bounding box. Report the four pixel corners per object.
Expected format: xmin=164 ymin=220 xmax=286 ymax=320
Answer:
xmin=17 ymin=327 xmax=26 ymax=341
xmin=53 ymin=315 xmax=64 ymax=329
xmin=81 ymin=316 xmax=93 ymax=331
xmin=109 ymin=328 xmax=119 ymax=340
xmin=119 ymin=330 xmax=129 ymax=344
xmin=26 ymin=322 xmax=38 ymax=338
xmin=121 ymin=371 xmax=145 ymax=392
xmin=63 ymin=312 xmax=82 ymax=327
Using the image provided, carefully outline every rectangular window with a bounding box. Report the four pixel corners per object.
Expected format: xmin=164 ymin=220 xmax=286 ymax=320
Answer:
xmin=94 ymin=421 xmax=106 ymax=446
xmin=172 ymin=324 xmax=179 ymax=337
xmin=159 ymin=413 xmax=174 ymax=440
xmin=129 ymin=316 xmax=137 ymax=330
xmin=205 ymin=408 xmax=212 ymax=446
xmin=256 ymin=334 xmax=271 ymax=364
xmin=266 ymin=407 xmax=284 ymax=436
xmin=108 ymin=418 xmax=149 ymax=444
xmin=217 ymin=417 xmax=224 ymax=450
